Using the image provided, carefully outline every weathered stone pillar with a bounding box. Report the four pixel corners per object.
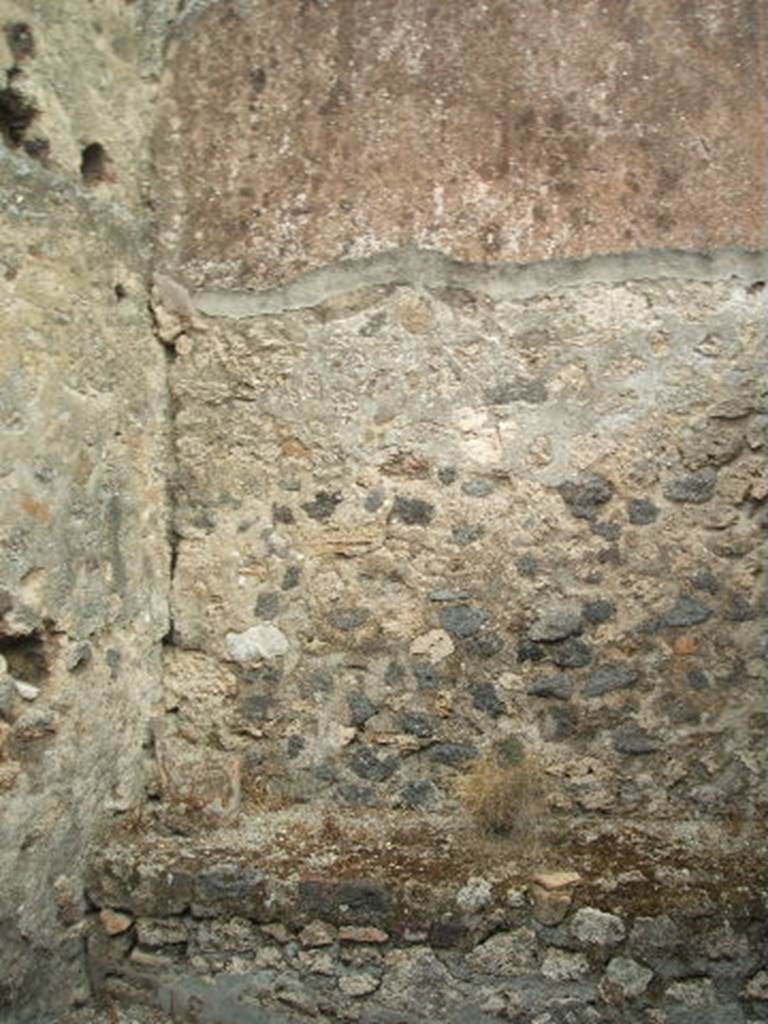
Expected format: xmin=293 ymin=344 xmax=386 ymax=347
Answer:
xmin=0 ymin=3 xmax=173 ymax=1019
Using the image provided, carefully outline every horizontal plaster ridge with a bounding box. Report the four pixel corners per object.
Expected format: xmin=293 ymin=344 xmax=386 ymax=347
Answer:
xmin=192 ymin=246 xmax=768 ymax=318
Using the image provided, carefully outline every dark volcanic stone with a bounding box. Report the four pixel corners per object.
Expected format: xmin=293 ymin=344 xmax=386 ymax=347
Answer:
xmin=585 ymin=663 xmax=639 ymax=697
xmin=286 ymin=735 xmax=305 ymax=759
xmin=527 ymin=673 xmax=574 ymax=699
xmin=690 ymin=570 xmax=720 ymax=594
xmin=596 ymin=545 xmax=621 ymax=565
xmin=539 ymin=705 xmax=578 ymax=741
xmin=464 ymin=631 xmax=505 ymax=658
xmin=400 ymin=779 xmax=437 ymax=808
xmin=628 ymin=916 xmax=682 ymax=965
xmin=471 ymin=682 xmax=505 ymax=717
xmin=401 ymin=711 xmax=434 ymax=738
xmin=484 ymin=377 xmax=548 ymax=404
xmin=723 ymin=592 xmax=756 ymax=622
xmin=272 ymin=504 xmax=295 ymax=524
xmin=302 ymin=490 xmax=343 ymax=521
xmin=313 ymin=759 xmax=338 ymax=783
xmin=636 ymin=617 xmax=662 ymax=636
xmin=516 ymin=554 xmax=540 ymax=577
xmin=517 ymin=638 xmax=547 ymax=663
xmin=461 ymin=478 xmax=496 ymax=497
xmin=304 ymin=669 xmax=333 ymax=693
xmin=451 ymin=523 xmax=486 ymax=545
xmin=337 ymin=783 xmax=378 ymax=807
xmin=687 ymin=669 xmax=710 ymax=690
xmin=328 ymin=607 xmax=371 ymax=631
xmin=439 ymin=604 xmax=490 ymax=638
xmin=591 ymin=521 xmax=622 ymax=540
xmin=348 ymin=745 xmax=398 ymax=782
xmin=0 ymin=680 xmax=15 ymax=721
xmin=495 ymin=735 xmax=526 ymax=764
xmin=430 ymin=743 xmax=479 ymax=766
xmin=238 ymin=663 xmax=282 ymax=686
xmin=549 ymin=638 xmax=593 ymax=668
xmin=437 ymin=466 xmax=457 ymax=485
xmin=391 ymin=495 xmax=435 ymax=525
xmin=627 ymin=498 xmax=659 ymax=525
xmin=281 ymin=565 xmax=301 ymax=590
xmin=428 ymin=920 xmax=469 ymax=948
xmin=364 ymin=488 xmax=385 ymax=512
xmin=582 ymin=599 xmax=616 ymax=624
xmin=429 ymin=588 xmax=473 ymax=601
xmin=384 ymin=660 xmax=405 ymax=685
xmin=662 ymin=594 xmax=712 ymax=627
xmin=240 ymin=693 xmax=275 ymax=721
xmin=254 ymin=591 xmax=280 ymax=620
xmin=348 ymin=692 xmax=377 ymax=727
xmin=412 ymin=659 xmax=441 ymax=690
xmin=613 ymin=722 xmax=661 ymax=754
xmin=558 ymin=472 xmax=615 ymax=521
xmin=299 ymin=878 xmax=390 ymax=924
xmin=336 ymin=880 xmax=390 ymax=918
xmin=194 ymin=869 xmax=268 ymax=919
xmin=663 ymin=468 xmax=717 ymax=504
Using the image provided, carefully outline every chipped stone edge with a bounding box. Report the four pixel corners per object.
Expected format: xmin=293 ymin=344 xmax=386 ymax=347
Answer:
xmin=192 ymin=246 xmax=768 ymax=318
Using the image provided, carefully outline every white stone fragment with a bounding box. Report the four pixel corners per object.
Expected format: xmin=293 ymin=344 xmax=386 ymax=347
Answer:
xmin=456 ymin=876 xmax=493 ymax=913
xmin=225 ymin=625 xmax=289 ymax=661
xmin=601 ymin=956 xmax=653 ymax=999
xmin=153 ymin=272 xmax=196 ymax=318
xmin=409 ymin=629 xmax=454 ymax=663
xmin=541 ymin=949 xmax=590 ymax=981
xmin=14 ymin=680 xmax=39 ymax=701
xmin=665 ymin=978 xmax=716 ymax=1007
xmin=744 ymin=969 xmax=768 ymax=1000
xmin=571 ymin=907 xmax=626 ymax=946
xmin=339 ymin=972 xmax=381 ymax=996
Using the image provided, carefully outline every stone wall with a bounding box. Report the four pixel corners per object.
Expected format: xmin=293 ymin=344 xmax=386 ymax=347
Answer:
xmin=159 ymin=251 xmax=767 ymax=826
xmin=84 ymin=813 xmax=768 ymax=1023
xmin=0 ymin=1 xmax=766 ymax=1022
xmin=0 ymin=2 xmax=173 ymax=1019
xmin=149 ymin=0 xmax=767 ymax=833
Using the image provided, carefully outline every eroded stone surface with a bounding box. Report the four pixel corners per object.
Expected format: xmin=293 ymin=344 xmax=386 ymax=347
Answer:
xmin=163 ymin=269 xmax=767 ymax=819
xmin=0 ymin=4 xmax=170 ymax=1018
xmin=1 ymin=3 xmax=766 ymax=1023
xmin=155 ymin=0 xmax=766 ymax=289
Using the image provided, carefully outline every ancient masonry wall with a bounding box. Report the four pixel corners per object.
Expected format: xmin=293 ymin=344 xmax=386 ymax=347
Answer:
xmin=0 ymin=1 xmax=766 ymax=1023
xmin=148 ymin=0 xmax=768 ymax=834
xmin=0 ymin=2 xmax=174 ymax=1019
xmin=158 ymin=250 xmax=768 ymax=826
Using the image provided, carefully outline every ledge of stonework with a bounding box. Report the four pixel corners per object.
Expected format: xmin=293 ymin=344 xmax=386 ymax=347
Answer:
xmin=84 ymin=809 xmax=768 ymax=1023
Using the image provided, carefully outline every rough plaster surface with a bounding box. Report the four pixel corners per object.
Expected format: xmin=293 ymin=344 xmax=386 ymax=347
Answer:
xmin=154 ymin=0 xmax=768 ymax=289
xmin=0 ymin=0 xmax=766 ymax=1022
xmin=0 ymin=3 xmax=170 ymax=1020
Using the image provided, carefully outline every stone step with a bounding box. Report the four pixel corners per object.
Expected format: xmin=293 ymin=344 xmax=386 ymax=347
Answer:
xmin=83 ymin=809 xmax=768 ymax=1023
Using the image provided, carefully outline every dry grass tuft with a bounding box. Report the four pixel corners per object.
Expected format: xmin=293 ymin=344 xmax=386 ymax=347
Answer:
xmin=455 ymin=754 xmax=549 ymax=840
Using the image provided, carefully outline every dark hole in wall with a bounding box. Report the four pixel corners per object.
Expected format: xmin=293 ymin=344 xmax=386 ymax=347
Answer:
xmin=80 ymin=142 xmax=110 ymax=184
xmin=0 ymin=86 xmax=37 ymax=147
xmin=4 ymin=22 xmax=35 ymax=61
xmin=0 ymin=632 xmax=48 ymax=684
xmin=747 ymin=280 xmax=765 ymax=295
